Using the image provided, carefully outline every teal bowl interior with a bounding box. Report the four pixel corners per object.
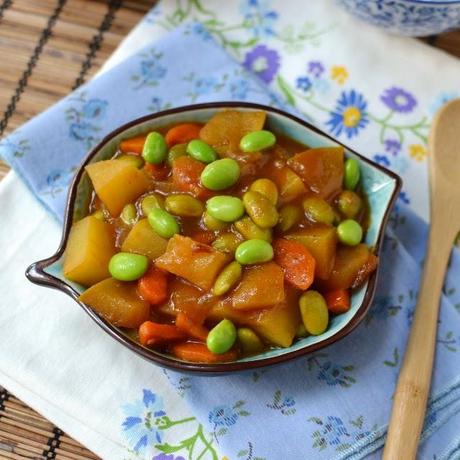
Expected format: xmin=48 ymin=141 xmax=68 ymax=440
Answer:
xmin=27 ymin=103 xmax=401 ymax=373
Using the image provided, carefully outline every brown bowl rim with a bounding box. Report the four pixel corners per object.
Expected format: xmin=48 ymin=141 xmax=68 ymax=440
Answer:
xmin=26 ymin=101 xmax=402 ymax=374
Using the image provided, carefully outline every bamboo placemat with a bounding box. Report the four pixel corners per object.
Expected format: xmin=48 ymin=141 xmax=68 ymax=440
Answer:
xmin=0 ymin=1 xmax=459 ymax=458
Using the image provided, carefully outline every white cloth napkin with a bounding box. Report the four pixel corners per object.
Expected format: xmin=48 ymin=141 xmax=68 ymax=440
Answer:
xmin=1 ymin=1 xmax=460 ymax=459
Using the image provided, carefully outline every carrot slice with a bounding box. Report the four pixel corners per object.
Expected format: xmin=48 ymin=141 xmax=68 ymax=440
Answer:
xmin=175 ymin=312 xmax=209 ymax=341
xmin=273 ymin=238 xmax=316 ymax=290
xmin=138 ymin=267 xmax=168 ymax=305
xmin=171 ymin=156 xmax=212 ymax=199
xmin=323 ymin=289 xmax=351 ymax=314
xmin=144 ymin=163 xmax=170 ymax=180
xmin=165 ymin=123 xmax=203 ymax=147
xmin=119 ymin=135 xmax=146 ymax=154
xmin=138 ymin=321 xmax=185 ymax=346
xmin=170 ymin=342 xmax=238 ymax=363
xmin=191 ymin=230 xmax=215 ymax=245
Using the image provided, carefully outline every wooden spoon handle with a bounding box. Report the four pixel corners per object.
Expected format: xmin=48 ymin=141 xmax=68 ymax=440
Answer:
xmin=383 ymin=220 xmax=455 ymax=460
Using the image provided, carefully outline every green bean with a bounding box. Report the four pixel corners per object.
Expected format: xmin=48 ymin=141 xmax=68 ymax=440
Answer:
xmin=212 ymin=261 xmax=242 ymax=296
xmin=140 ymin=194 xmax=164 ymax=216
xmin=117 ymin=154 xmax=144 ymax=169
xmin=168 ymin=143 xmax=187 ymax=166
xmin=337 ymin=190 xmax=363 ymax=219
xmin=234 ymin=216 xmax=272 ymax=242
xmin=207 ymin=319 xmax=237 ymax=354
xmin=240 ymin=130 xmax=276 ymax=152
xmin=243 ymin=191 xmax=279 ymax=228
xmin=299 ymin=290 xmax=329 ymax=336
xmin=187 ymin=139 xmax=217 ymax=163
xmin=235 ymin=239 xmax=274 ymax=265
xmin=120 ymin=203 xmax=137 ymax=225
xmin=212 ymin=233 xmax=243 ymax=255
xmin=336 ymin=219 xmax=363 ymax=246
xmin=148 ymin=208 xmax=180 ymax=238
xmin=249 ymin=178 xmax=278 ymax=205
xmin=142 ymin=132 xmax=168 ymax=164
xmin=203 ymin=212 xmax=228 ymax=231
xmin=165 ymin=194 xmax=204 ymax=217
xmin=108 ymin=252 xmax=149 ymax=281
xmin=344 ymin=157 xmax=360 ymax=190
xmin=237 ymin=328 xmax=263 ymax=354
xmin=277 ymin=204 xmax=302 ymax=232
xmin=201 ymin=158 xmax=240 ymax=190
xmin=302 ymin=196 xmax=335 ymax=225
xmin=206 ymin=196 xmax=245 ymax=222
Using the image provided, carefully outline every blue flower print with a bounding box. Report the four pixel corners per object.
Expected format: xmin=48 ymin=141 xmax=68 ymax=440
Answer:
xmin=312 ymin=77 xmax=331 ymax=95
xmin=296 ymin=76 xmax=312 ymax=92
xmin=186 ymin=22 xmax=212 ymax=41
xmin=184 ymin=73 xmax=225 ymax=102
xmin=243 ymin=45 xmax=280 ymax=84
xmin=147 ymin=97 xmax=172 ymax=113
xmin=309 ymin=415 xmax=374 ymax=452
xmin=373 ymin=154 xmax=390 ymax=167
xmin=307 ymin=60 xmax=325 ymax=78
xmin=152 ymin=455 xmax=185 ymax=460
xmin=69 ymin=122 xmax=97 ymax=142
xmin=365 ymin=295 xmax=402 ymax=325
xmin=381 ymin=87 xmax=417 ymax=113
xmin=0 ymin=136 xmax=29 ymax=158
xmin=230 ymin=78 xmax=250 ymax=99
xmin=326 ymin=90 xmax=369 ymax=139
xmin=131 ymin=49 xmax=167 ymax=89
xmin=239 ymin=0 xmax=278 ymax=38
xmin=121 ymin=390 xmax=165 ymax=456
xmin=384 ymin=138 xmax=401 ymax=155
xmin=209 ymin=405 xmax=238 ymax=427
xmin=317 ymin=362 xmax=356 ymax=387
xmin=399 ymin=191 xmax=410 ymax=204
xmin=81 ymin=99 xmax=108 ymax=119
xmin=42 ymin=169 xmax=71 ymax=198
xmin=266 ymin=390 xmax=296 ymax=415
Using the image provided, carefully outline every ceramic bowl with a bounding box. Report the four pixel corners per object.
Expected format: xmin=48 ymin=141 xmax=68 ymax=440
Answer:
xmin=26 ymin=102 xmax=401 ymax=374
xmin=337 ymin=0 xmax=460 ymax=36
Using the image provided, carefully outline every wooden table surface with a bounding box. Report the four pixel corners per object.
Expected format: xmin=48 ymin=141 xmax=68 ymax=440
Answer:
xmin=0 ymin=1 xmax=459 ymax=458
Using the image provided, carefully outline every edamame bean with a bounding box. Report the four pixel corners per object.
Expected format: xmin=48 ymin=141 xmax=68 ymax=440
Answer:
xmin=142 ymin=132 xmax=168 ymax=165
xmin=344 ymin=157 xmax=360 ymax=190
xmin=296 ymin=323 xmax=309 ymax=338
xmin=243 ymin=191 xmax=278 ymax=228
xmin=92 ymin=210 xmax=105 ymax=221
xmin=249 ymin=178 xmax=278 ymax=205
xmin=108 ymin=252 xmax=149 ymax=281
xmin=207 ymin=319 xmax=237 ymax=354
xmin=212 ymin=261 xmax=242 ymax=296
xmin=240 ymin=130 xmax=276 ymax=152
xmin=140 ymin=194 xmax=164 ymax=216
xmin=148 ymin=208 xmax=180 ymax=238
xmin=235 ymin=239 xmax=274 ymax=265
xmin=337 ymin=219 xmax=363 ymax=246
xmin=120 ymin=203 xmax=137 ymax=225
xmin=277 ymin=204 xmax=302 ymax=232
xmin=302 ymin=196 xmax=335 ymax=225
xmin=234 ymin=216 xmax=272 ymax=242
xmin=212 ymin=233 xmax=243 ymax=255
xmin=117 ymin=154 xmax=144 ymax=169
xmin=203 ymin=212 xmax=228 ymax=231
xmin=299 ymin=290 xmax=329 ymax=336
xmin=187 ymin=139 xmax=217 ymax=163
xmin=167 ymin=143 xmax=187 ymax=166
xmin=201 ymin=158 xmax=240 ymax=190
xmin=206 ymin=196 xmax=244 ymax=222
xmin=165 ymin=194 xmax=204 ymax=217
xmin=237 ymin=328 xmax=263 ymax=354
xmin=337 ymin=190 xmax=363 ymax=219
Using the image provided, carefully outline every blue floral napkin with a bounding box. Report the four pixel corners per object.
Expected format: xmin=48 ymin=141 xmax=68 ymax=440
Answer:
xmin=1 ymin=23 xmax=460 ymax=460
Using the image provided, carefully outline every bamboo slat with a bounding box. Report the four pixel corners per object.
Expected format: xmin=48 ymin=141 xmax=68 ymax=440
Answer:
xmin=0 ymin=1 xmax=459 ymax=459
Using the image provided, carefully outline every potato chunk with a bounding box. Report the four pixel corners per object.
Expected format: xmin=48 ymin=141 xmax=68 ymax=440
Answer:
xmin=318 ymin=244 xmax=378 ymax=291
xmin=63 ymin=215 xmax=115 ymax=287
xmin=265 ymin=163 xmax=307 ymax=204
xmin=85 ymin=160 xmax=149 ymax=216
xmin=286 ymin=225 xmax=338 ymax=280
xmin=121 ymin=219 xmax=168 ymax=260
xmin=155 ymin=235 xmax=228 ymax=291
xmin=79 ymin=278 xmax=150 ymax=328
xmin=287 ymin=147 xmax=344 ymax=198
xmin=231 ymin=262 xmax=285 ymax=310
xmin=199 ymin=109 xmax=266 ymax=154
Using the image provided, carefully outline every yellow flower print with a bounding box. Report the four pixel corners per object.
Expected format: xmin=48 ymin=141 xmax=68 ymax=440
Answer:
xmin=331 ymin=66 xmax=349 ymax=85
xmin=409 ymin=144 xmax=427 ymax=161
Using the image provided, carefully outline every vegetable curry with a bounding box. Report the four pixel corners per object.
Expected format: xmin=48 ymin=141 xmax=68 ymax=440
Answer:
xmin=63 ymin=110 xmax=377 ymax=364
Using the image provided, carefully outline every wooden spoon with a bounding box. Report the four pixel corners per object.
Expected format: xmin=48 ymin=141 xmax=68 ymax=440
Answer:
xmin=383 ymin=99 xmax=460 ymax=459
